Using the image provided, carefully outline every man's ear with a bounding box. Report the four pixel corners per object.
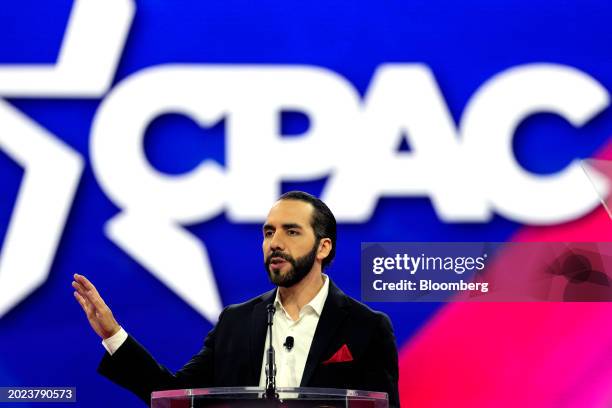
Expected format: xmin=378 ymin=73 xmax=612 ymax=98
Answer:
xmin=317 ymin=238 xmax=332 ymax=261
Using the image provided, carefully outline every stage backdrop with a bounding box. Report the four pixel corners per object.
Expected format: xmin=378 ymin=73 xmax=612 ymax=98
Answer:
xmin=0 ymin=1 xmax=611 ymax=407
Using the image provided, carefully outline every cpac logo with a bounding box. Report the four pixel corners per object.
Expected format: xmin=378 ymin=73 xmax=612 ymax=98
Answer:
xmin=0 ymin=0 xmax=608 ymax=320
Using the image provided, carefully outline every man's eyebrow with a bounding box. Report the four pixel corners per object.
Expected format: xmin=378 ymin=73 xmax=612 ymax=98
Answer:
xmin=282 ymin=223 xmax=303 ymax=230
xmin=262 ymin=223 xmax=303 ymax=231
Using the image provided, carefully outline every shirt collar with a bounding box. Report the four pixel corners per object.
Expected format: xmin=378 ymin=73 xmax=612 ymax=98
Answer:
xmin=274 ymin=273 xmax=330 ymax=317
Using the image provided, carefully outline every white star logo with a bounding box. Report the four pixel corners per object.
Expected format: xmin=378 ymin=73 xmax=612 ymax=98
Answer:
xmin=0 ymin=0 xmax=223 ymax=322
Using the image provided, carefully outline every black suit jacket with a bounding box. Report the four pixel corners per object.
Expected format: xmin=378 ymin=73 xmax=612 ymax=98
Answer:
xmin=98 ymin=280 xmax=400 ymax=407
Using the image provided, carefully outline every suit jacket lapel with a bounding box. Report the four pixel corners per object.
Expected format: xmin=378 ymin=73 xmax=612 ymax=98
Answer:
xmin=300 ymin=280 xmax=349 ymax=386
xmin=249 ymin=288 xmax=276 ymax=385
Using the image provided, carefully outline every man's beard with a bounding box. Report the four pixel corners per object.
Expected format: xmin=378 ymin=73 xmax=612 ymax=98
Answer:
xmin=265 ymin=242 xmax=319 ymax=288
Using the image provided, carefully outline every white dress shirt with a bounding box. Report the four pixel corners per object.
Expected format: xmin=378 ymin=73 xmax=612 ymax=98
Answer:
xmin=258 ymin=274 xmax=329 ymax=388
xmin=102 ymin=326 xmax=128 ymax=355
xmin=102 ymin=274 xmax=330 ymax=389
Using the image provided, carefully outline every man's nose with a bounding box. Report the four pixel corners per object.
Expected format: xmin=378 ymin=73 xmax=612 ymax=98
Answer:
xmin=270 ymin=232 xmax=285 ymax=251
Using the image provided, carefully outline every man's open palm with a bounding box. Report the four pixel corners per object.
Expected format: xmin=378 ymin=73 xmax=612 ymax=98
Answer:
xmin=72 ymin=274 xmax=120 ymax=340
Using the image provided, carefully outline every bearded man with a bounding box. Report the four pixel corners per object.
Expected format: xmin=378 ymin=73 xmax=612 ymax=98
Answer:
xmin=73 ymin=191 xmax=400 ymax=407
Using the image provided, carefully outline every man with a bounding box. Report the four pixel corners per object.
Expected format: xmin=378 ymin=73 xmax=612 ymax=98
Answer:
xmin=73 ymin=191 xmax=400 ymax=407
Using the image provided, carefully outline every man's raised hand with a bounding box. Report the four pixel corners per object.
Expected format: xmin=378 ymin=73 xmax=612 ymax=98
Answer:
xmin=72 ymin=274 xmax=120 ymax=340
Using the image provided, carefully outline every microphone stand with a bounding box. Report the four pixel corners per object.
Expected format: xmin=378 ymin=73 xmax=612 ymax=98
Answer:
xmin=264 ymin=304 xmax=279 ymax=400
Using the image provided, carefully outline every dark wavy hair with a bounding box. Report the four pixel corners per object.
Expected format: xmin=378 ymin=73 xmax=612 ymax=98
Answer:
xmin=278 ymin=191 xmax=337 ymax=269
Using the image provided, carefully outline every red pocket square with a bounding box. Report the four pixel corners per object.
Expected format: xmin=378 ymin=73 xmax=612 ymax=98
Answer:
xmin=322 ymin=344 xmax=354 ymax=365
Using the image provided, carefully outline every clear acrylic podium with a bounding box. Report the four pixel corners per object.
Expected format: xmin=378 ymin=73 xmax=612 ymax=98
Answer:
xmin=151 ymin=387 xmax=388 ymax=408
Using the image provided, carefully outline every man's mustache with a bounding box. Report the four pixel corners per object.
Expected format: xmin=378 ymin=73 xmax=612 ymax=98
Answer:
xmin=266 ymin=251 xmax=294 ymax=265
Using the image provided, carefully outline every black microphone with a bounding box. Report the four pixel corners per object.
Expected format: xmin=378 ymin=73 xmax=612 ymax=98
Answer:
xmin=264 ymin=304 xmax=278 ymax=400
xmin=284 ymin=336 xmax=294 ymax=351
